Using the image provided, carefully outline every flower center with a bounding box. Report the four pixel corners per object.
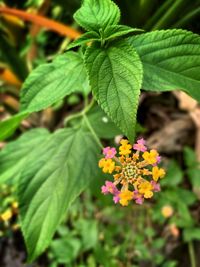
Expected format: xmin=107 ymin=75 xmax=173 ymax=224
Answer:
xmin=122 ymin=163 xmax=139 ymax=180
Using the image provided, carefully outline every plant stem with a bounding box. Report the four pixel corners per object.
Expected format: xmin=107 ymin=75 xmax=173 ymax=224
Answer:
xmin=83 ymin=114 xmax=103 ymax=149
xmin=172 ymin=7 xmax=200 ymax=28
xmin=64 ymin=112 xmax=83 ymax=127
xmin=188 ymin=241 xmax=196 ymax=267
xmin=151 ymin=0 xmax=187 ymax=30
xmin=64 ymin=98 xmax=95 ymax=127
xmin=144 ymin=0 xmax=174 ymax=30
xmin=83 ymin=98 xmax=95 ymax=114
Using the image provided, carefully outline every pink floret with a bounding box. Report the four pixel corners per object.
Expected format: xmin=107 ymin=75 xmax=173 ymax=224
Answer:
xmin=135 ymin=197 xmax=144 ymax=205
xmin=133 ymin=138 xmax=147 ymax=152
xmin=113 ymin=194 xmax=120 ymax=204
xmin=153 ymin=156 xmax=162 ymax=166
xmin=101 ymin=185 xmax=109 ymax=194
xmin=133 ymin=190 xmax=144 ymax=205
xmin=101 ymin=181 xmax=118 ymax=195
xmin=103 ymin=147 xmax=117 ymax=159
xmin=151 ymin=181 xmax=161 ymax=192
xmin=137 ymin=138 xmax=146 ymax=145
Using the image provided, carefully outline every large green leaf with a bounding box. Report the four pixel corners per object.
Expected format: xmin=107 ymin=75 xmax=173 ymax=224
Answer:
xmin=20 ymin=52 xmax=89 ymax=113
xmin=128 ymin=29 xmax=200 ymax=102
xmin=74 ymin=0 xmax=120 ymax=32
xmin=0 ymin=113 xmax=28 ymax=141
xmin=0 ymin=128 xmax=49 ymax=184
xmin=85 ymin=39 xmax=143 ymax=141
xmin=18 ymin=125 xmax=99 ymax=261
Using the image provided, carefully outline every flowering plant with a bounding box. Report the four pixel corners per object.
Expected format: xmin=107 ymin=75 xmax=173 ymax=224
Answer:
xmin=0 ymin=0 xmax=199 ymax=263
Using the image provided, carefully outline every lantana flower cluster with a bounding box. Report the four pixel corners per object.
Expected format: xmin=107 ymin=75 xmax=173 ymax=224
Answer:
xmin=99 ymin=138 xmax=166 ymax=206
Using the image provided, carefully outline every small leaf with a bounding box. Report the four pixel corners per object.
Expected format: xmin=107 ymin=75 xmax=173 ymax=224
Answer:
xmin=0 ymin=112 xmax=28 ymax=141
xmin=50 ymin=238 xmax=81 ymax=264
xmin=183 ymin=146 xmax=199 ymax=168
xmin=183 ymin=228 xmax=200 ymax=242
xmin=0 ymin=128 xmax=49 ymax=184
xmin=20 ymin=52 xmax=89 ymax=113
xmin=161 ymin=160 xmax=183 ymax=186
xmin=104 ymin=25 xmax=143 ymax=41
xmin=85 ymin=39 xmax=143 ymax=141
xmin=187 ymin=168 xmax=200 ymax=199
xmin=74 ymin=0 xmax=120 ymax=32
xmin=76 ymin=219 xmax=98 ymax=251
xmin=18 ymin=126 xmax=99 ymax=261
xmin=129 ymin=29 xmax=200 ymax=102
xmin=67 ymin=31 xmax=100 ymax=50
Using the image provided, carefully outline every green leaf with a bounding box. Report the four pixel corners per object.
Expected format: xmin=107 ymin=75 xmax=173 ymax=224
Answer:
xmin=20 ymin=52 xmax=89 ymax=113
xmin=76 ymin=219 xmax=98 ymax=251
xmin=104 ymin=25 xmax=143 ymax=41
xmin=85 ymin=39 xmax=143 ymax=141
xmin=173 ymin=201 xmax=194 ymax=228
xmin=74 ymin=0 xmax=120 ymax=32
xmin=161 ymin=160 xmax=183 ymax=187
xmin=50 ymin=237 xmax=81 ymax=264
xmin=129 ymin=29 xmax=200 ymax=102
xmin=87 ymin=105 xmax=121 ymax=138
xmin=67 ymin=31 xmax=100 ymax=50
xmin=187 ymin=168 xmax=200 ymax=199
xmin=183 ymin=228 xmax=200 ymax=242
xmin=162 ymin=261 xmax=178 ymax=267
xmin=0 ymin=113 xmax=28 ymax=141
xmin=183 ymin=146 xmax=199 ymax=168
xmin=0 ymin=128 xmax=49 ymax=184
xmin=18 ymin=126 xmax=99 ymax=261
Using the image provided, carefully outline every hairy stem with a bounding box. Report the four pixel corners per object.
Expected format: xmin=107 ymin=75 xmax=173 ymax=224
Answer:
xmin=64 ymin=98 xmax=95 ymax=127
xmin=83 ymin=114 xmax=103 ymax=149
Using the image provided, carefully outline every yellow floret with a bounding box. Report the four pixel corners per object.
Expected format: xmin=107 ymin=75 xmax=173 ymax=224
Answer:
xmin=120 ymin=139 xmax=129 ymax=145
xmin=99 ymin=158 xmax=115 ymax=174
xmin=142 ymin=149 xmax=158 ymax=165
xmin=119 ymin=140 xmax=132 ymax=156
xmin=138 ymin=181 xmax=153 ymax=199
xmin=98 ymin=158 xmax=106 ymax=168
xmin=152 ymin=166 xmax=166 ymax=181
xmin=119 ymin=190 xmax=133 ymax=206
xmin=0 ymin=209 xmax=12 ymax=222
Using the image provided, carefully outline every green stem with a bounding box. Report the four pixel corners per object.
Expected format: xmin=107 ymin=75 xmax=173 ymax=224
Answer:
xmin=188 ymin=241 xmax=196 ymax=267
xmin=64 ymin=97 xmax=102 ymax=148
xmin=172 ymin=7 xmax=200 ymax=28
xmin=83 ymin=114 xmax=103 ymax=149
xmin=151 ymin=0 xmax=187 ymax=30
xmin=64 ymin=112 xmax=83 ymax=127
xmin=83 ymin=98 xmax=95 ymax=114
xmin=64 ymin=98 xmax=95 ymax=127
xmin=144 ymin=0 xmax=174 ymax=30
